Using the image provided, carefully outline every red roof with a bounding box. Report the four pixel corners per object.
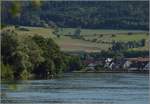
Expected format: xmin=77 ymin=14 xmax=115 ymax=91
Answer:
xmin=84 ymin=60 xmax=95 ymax=65
xmin=83 ymin=60 xmax=102 ymax=65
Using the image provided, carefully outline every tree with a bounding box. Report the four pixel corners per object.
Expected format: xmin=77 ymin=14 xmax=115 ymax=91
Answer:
xmin=12 ymin=44 xmax=31 ymax=79
xmin=53 ymin=27 xmax=60 ymax=38
xmin=73 ymin=27 xmax=81 ymax=38
xmin=9 ymin=1 xmax=22 ymax=17
xmin=1 ymin=30 xmax=19 ymax=65
xmin=34 ymin=59 xmax=55 ymax=78
xmin=140 ymin=39 xmax=146 ymax=46
xmin=112 ymin=41 xmax=126 ymax=52
xmin=32 ymin=35 xmax=66 ymax=77
xmin=20 ymin=69 xmax=29 ymax=80
xmin=2 ymin=1 xmax=148 ymax=30
xmin=67 ymin=56 xmax=82 ymax=71
xmin=26 ymin=37 xmax=45 ymax=71
xmin=1 ymin=30 xmax=83 ymax=80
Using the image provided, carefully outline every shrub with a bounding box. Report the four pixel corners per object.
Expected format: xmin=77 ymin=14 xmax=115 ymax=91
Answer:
xmin=15 ymin=25 xmax=19 ymax=28
xmin=92 ymin=38 xmax=97 ymax=42
xmin=99 ymin=34 xmax=103 ymax=38
xmin=111 ymin=34 xmax=116 ymax=37
xmin=20 ymin=69 xmax=29 ymax=80
xmin=128 ymin=32 xmax=133 ymax=35
xmin=1 ymin=63 xmax=14 ymax=80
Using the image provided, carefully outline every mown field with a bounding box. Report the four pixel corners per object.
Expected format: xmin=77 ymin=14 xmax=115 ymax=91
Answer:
xmin=4 ymin=26 xmax=149 ymax=52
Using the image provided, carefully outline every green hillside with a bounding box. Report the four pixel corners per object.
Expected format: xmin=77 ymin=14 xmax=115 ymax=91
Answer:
xmin=4 ymin=26 xmax=149 ymax=52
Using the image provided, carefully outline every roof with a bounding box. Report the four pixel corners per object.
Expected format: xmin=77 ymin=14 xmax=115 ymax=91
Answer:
xmin=83 ymin=59 xmax=102 ymax=65
xmin=105 ymin=58 xmax=112 ymax=62
xmin=88 ymin=63 xmax=96 ymax=67
xmin=84 ymin=60 xmax=95 ymax=65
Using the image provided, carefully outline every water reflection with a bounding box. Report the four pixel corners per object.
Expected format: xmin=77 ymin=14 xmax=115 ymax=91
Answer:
xmin=1 ymin=73 xmax=149 ymax=104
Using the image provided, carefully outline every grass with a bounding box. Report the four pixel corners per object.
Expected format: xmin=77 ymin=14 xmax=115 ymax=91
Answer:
xmin=112 ymin=34 xmax=148 ymax=41
xmin=59 ymin=28 xmax=146 ymax=36
xmin=16 ymin=26 xmax=55 ymax=38
xmin=3 ymin=26 xmax=149 ymax=52
xmin=53 ymin=36 xmax=110 ymax=52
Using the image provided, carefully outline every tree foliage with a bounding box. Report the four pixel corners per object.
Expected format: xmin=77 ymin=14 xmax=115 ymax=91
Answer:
xmin=1 ymin=1 xmax=149 ymax=30
xmin=1 ymin=30 xmax=82 ymax=80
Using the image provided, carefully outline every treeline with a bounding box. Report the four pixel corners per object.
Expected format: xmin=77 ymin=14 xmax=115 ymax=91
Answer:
xmin=84 ymin=50 xmax=149 ymax=60
xmin=1 ymin=1 xmax=149 ymax=30
xmin=1 ymin=30 xmax=82 ymax=80
xmin=111 ymin=39 xmax=146 ymax=52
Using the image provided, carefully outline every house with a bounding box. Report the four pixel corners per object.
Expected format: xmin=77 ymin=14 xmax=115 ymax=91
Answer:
xmin=84 ymin=59 xmax=104 ymax=71
xmin=109 ymin=62 xmax=115 ymax=70
xmin=104 ymin=58 xmax=113 ymax=69
xmin=126 ymin=57 xmax=149 ymax=70
xmin=105 ymin=58 xmax=127 ymax=70
xmin=123 ymin=60 xmax=132 ymax=69
xmin=86 ymin=63 xmax=96 ymax=71
xmin=143 ymin=62 xmax=150 ymax=71
xmin=105 ymin=58 xmax=112 ymax=63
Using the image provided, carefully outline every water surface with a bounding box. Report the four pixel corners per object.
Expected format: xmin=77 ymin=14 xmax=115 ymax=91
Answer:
xmin=1 ymin=73 xmax=149 ymax=104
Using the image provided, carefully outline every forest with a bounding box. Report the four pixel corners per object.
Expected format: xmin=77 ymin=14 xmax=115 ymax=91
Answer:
xmin=1 ymin=1 xmax=149 ymax=30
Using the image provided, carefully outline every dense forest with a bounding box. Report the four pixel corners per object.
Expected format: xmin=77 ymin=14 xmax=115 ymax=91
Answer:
xmin=1 ymin=1 xmax=149 ymax=30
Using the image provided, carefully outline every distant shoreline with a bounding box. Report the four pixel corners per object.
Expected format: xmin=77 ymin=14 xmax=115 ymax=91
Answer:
xmin=73 ymin=70 xmax=149 ymax=74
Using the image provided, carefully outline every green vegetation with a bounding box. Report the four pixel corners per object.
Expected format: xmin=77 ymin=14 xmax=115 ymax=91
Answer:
xmin=88 ymin=50 xmax=149 ymax=59
xmin=112 ymin=34 xmax=148 ymax=41
xmin=2 ymin=1 xmax=149 ymax=30
xmin=1 ymin=30 xmax=82 ymax=80
xmin=8 ymin=26 xmax=148 ymax=52
xmin=1 ymin=1 xmax=149 ymax=80
xmin=1 ymin=63 xmax=14 ymax=80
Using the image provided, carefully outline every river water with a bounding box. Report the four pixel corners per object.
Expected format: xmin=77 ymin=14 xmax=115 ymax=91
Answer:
xmin=1 ymin=73 xmax=149 ymax=104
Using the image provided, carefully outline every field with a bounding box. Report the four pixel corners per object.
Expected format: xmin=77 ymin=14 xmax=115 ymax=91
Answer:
xmin=5 ymin=26 xmax=149 ymax=52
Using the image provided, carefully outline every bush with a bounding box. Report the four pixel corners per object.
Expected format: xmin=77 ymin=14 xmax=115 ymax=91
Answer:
xmin=99 ymin=34 xmax=103 ymax=38
xmin=1 ymin=24 xmax=7 ymax=29
xmin=128 ymin=32 xmax=133 ymax=35
xmin=111 ymin=34 xmax=116 ymax=37
xmin=123 ymin=50 xmax=149 ymax=58
xmin=15 ymin=25 xmax=20 ymax=28
xmin=92 ymin=38 xmax=97 ymax=42
xmin=20 ymin=69 xmax=29 ymax=80
xmin=1 ymin=63 xmax=14 ymax=80
xmin=146 ymin=33 xmax=149 ymax=35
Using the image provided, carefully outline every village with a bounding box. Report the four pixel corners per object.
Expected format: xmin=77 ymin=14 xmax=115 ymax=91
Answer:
xmin=82 ymin=56 xmax=149 ymax=73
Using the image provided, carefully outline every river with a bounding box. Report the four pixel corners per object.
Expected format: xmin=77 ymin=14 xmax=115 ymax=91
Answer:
xmin=1 ymin=73 xmax=149 ymax=104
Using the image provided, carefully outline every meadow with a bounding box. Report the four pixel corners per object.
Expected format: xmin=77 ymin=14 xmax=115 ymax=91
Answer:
xmin=8 ymin=26 xmax=148 ymax=52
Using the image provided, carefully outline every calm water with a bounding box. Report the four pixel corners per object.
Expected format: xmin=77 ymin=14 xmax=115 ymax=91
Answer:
xmin=1 ymin=73 xmax=149 ymax=104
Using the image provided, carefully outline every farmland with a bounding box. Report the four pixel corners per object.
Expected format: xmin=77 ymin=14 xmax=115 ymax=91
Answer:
xmin=5 ymin=26 xmax=149 ymax=52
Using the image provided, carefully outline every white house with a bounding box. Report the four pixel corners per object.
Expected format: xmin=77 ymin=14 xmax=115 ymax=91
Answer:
xmin=104 ymin=58 xmax=113 ymax=69
xmin=123 ymin=61 xmax=132 ymax=69
xmin=105 ymin=58 xmax=112 ymax=63
xmin=109 ymin=62 xmax=115 ymax=70
xmin=143 ymin=62 xmax=150 ymax=70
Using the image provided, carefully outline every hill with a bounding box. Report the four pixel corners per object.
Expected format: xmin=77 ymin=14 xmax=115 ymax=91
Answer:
xmin=4 ymin=26 xmax=149 ymax=52
xmin=1 ymin=1 xmax=149 ymax=30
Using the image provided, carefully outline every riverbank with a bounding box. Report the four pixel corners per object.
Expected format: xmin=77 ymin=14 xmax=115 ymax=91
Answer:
xmin=73 ymin=70 xmax=149 ymax=73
